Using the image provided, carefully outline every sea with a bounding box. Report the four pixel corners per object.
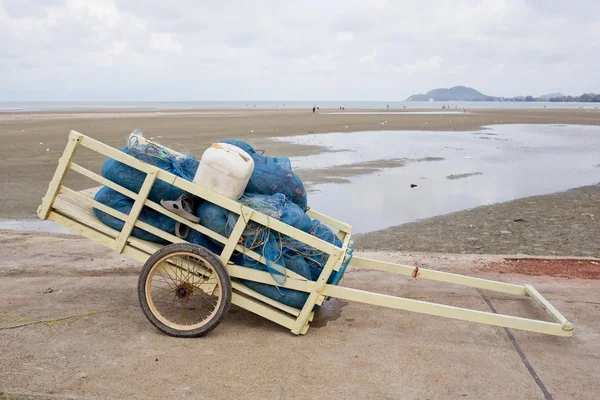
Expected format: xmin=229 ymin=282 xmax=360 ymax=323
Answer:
xmin=0 ymin=101 xmax=598 ymax=112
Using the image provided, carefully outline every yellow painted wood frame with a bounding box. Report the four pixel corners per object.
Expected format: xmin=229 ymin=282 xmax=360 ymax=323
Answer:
xmin=37 ymin=131 xmax=574 ymax=337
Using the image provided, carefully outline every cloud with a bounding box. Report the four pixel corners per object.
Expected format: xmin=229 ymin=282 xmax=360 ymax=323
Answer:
xmin=0 ymin=0 xmax=598 ymax=100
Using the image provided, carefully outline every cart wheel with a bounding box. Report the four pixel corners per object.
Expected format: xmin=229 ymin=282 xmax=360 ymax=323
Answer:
xmin=138 ymin=243 xmax=232 ymax=338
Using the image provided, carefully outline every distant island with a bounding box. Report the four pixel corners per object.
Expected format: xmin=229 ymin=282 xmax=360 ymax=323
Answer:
xmin=406 ymin=86 xmax=600 ymax=102
xmin=407 ymin=86 xmax=499 ymax=101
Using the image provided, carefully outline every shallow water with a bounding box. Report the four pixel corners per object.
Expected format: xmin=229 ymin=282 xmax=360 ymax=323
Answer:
xmin=277 ymin=125 xmax=600 ymax=233
xmin=3 ymin=124 xmax=599 ymax=236
xmin=322 ymin=111 xmax=467 ymax=115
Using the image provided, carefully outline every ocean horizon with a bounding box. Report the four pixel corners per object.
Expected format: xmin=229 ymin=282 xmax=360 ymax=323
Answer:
xmin=1 ymin=100 xmax=598 ymax=112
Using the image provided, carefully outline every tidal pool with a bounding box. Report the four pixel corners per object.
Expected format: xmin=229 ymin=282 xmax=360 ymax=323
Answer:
xmin=276 ymin=124 xmax=600 ymax=233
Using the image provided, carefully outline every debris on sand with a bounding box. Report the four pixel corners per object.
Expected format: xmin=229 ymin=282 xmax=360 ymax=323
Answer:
xmin=415 ymin=157 xmax=444 ymax=162
xmin=446 ymin=172 xmax=482 ymax=180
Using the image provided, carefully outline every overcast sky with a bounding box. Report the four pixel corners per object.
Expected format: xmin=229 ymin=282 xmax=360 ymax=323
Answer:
xmin=1 ymin=0 xmax=598 ymax=101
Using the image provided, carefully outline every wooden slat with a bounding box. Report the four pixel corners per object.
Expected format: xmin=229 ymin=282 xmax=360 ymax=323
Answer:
xmin=324 ymin=285 xmax=572 ymax=337
xmin=47 ymin=211 xmax=150 ymax=264
xmin=291 ymin=248 xmax=342 ymax=334
xmin=69 ymin=163 xmax=138 ymax=199
xmin=232 ymin=281 xmax=301 ymax=316
xmin=52 ymin=192 xmax=161 ymax=256
xmin=525 ymin=284 xmax=574 ymax=331
xmin=59 ymin=186 xmax=128 ymax=222
xmin=79 ymin=134 xmax=155 ymax=174
xmin=219 ymin=207 xmax=253 ymax=265
xmin=227 ymin=265 xmax=314 ymax=292
xmin=306 ymin=208 xmax=352 ymax=233
xmin=350 ymin=256 xmax=527 ymax=296
xmin=38 ymin=131 xmax=82 ymax=219
xmin=114 ymin=170 xmax=157 ymax=252
xmin=332 ymin=228 xmax=353 ymax=272
xmin=163 ymin=175 xmax=342 ymax=255
xmin=231 ymin=291 xmax=296 ymax=330
xmin=58 ymin=186 xmax=186 ymax=247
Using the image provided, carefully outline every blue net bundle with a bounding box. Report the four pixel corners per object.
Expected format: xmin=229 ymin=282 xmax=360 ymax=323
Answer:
xmin=221 ymin=139 xmax=307 ymax=208
xmin=198 ymin=193 xmax=354 ymax=308
xmin=93 ymin=132 xmax=352 ymax=309
xmin=93 ymin=186 xmax=220 ymax=252
xmin=101 ymin=131 xmax=199 ymax=203
xmin=94 ymin=131 xmax=212 ymax=247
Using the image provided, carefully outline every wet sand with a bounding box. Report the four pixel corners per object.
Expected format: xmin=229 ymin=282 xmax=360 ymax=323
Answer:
xmin=1 ymin=108 xmax=600 ymax=256
xmin=355 ymin=185 xmax=600 ymax=257
xmin=2 ymin=107 xmax=600 ymax=219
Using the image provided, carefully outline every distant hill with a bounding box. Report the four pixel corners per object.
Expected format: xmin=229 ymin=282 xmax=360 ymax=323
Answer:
xmin=539 ymin=93 xmax=565 ymax=101
xmin=406 ymin=86 xmax=499 ymax=101
xmin=406 ymin=87 xmax=599 ymax=103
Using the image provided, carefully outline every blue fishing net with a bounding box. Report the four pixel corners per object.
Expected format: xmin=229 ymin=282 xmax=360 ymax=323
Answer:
xmin=197 ymin=192 xmax=353 ymax=307
xmin=101 ymin=141 xmax=198 ymax=204
xmin=93 ymin=187 xmax=219 ymax=251
xmin=221 ymin=139 xmax=307 ymax=208
xmin=197 ymin=196 xmax=287 ymax=285
xmin=94 ymin=133 xmax=350 ymax=310
xmin=93 ymin=186 xmax=173 ymax=243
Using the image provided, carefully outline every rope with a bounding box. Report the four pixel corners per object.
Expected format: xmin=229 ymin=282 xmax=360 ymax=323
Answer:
xmin=0 ymin=312 xmax=97 ymax=331
xmin=412 ymin=266 xmax=420 ymax=279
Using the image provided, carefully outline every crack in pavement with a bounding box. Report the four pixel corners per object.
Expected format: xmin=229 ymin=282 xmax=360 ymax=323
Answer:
xmin=478 ymin=289 xmax=553 ymax=400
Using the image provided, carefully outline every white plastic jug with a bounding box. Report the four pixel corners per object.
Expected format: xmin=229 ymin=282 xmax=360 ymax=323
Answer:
xmin=193 ymin=143 xmax=254 ymax=200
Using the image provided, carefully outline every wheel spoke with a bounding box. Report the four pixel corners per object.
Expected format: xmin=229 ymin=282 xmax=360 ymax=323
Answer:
xmin=190 ymin=294 xmax=212 ymax=319
xmin=145 ymin=248 xmax=227 ymax=334
xmin=153 ymin=288 xmax=177 ymax=302
xmin=196 ymin=289 xmax=218 ymax=308
xmin=156 ymin=269 xmax=177 ymax=289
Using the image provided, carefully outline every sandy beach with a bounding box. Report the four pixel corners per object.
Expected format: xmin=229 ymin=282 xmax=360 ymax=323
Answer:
xmin=0 ymin=230 xmax=599 ymax=399
xmin=2 ymin=107 xmax=599 ymax=255
xmin=1 ymin=108 xmax=599 ymax=399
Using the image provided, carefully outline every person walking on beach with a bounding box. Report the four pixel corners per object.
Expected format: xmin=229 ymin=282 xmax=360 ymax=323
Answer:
xmin=312 ymin=106 xmax=316 ymax=114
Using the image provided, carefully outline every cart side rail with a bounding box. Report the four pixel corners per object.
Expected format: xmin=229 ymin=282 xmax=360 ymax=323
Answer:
xmin=124 ymin=132 xmax=353 ymax=234
xmin=350 ymin=256 xmax=527 ymax=296
xmin=227 ymin=262 xmax=573 ymax=337
xmin=38 ymin=131 xmax=349 ymax=273
xmin=348 ymin=256 xmax=574 ymax=335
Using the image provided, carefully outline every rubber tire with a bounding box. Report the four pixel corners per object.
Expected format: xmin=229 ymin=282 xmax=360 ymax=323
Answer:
xmin=138 ymin=243 xmax=232 ymax=338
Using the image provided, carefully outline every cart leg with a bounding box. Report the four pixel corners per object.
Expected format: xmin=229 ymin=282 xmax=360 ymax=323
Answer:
xmin=290 ymin=249 xmax=341 ymax=335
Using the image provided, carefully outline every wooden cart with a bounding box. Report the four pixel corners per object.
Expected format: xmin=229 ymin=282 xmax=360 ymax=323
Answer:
xmin=38 ymin=131 xmax=574 ymax=338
